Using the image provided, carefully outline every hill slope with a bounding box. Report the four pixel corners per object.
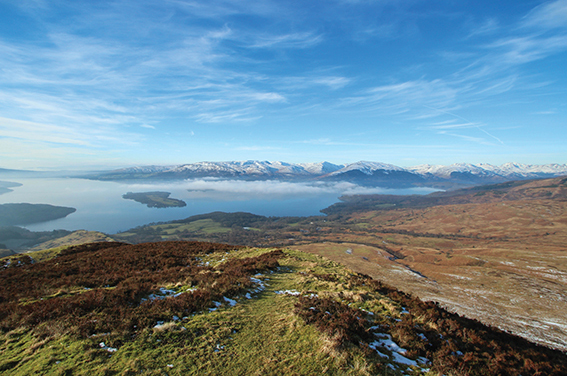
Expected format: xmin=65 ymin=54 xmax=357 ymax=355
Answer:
xmin=107 ymin=176 xmax=567 ymax=352
xmin=1 ymin=241 xmax=566 ymax=375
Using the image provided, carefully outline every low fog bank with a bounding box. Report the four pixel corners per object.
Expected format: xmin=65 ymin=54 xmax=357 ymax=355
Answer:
xmin=126 ymin=179 xmax=441 ymax=201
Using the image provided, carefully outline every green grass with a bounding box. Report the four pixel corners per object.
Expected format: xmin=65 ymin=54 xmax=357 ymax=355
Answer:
xmin=153 ymin=219 xmax=233 ymax=235
xmin=26 ymin=246 xmax=70 ymax=262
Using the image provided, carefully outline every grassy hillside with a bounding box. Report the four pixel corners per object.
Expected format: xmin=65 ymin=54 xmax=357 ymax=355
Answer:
xmin=26 ymin=230 xmax=117 ymax=254
xmin=1 ymin=241 xmax=566 ymax=375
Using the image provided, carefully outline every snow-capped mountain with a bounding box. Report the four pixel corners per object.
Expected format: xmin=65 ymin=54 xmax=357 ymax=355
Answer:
xmin=408 ymin=162 xmax=567 ymax=181
xmin=111 ymin=165 xmax=176 ymax=174
xmin=322 ymin=161 xmax=425 ymax=187
xmin=91 ymin=160 xmax=567 ymax=188
xmin=162 ymin=161 xmax=342 ymax=178
xmin=297 ymin=162 xmax=344 ymax=175
xmin=329 ymin=161 xmax=406 ymax=176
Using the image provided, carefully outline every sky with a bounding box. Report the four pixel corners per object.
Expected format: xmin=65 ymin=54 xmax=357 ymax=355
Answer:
xmin=0 ymin=0 xmax=566 ymax=170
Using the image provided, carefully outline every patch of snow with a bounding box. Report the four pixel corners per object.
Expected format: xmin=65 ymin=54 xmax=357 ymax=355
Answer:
xmin=146 ymin=287 xmax=185 ymax=301
xmin=99 ymin=342 xmax=117 ymax=353
xmin=249 ymin=276 xmax=268 ymax=294
xmin=223 ymin=296 xmax=237 ymax=307
xmin=90 ymin=332 xmax=110 ymax=338
xmin=390 ymin=351 xmax=418 ymax=367
xmin=274 ymin=290 xmax=301 ymax=296
xmin=368 ymin=332 xmax=431 ymax=369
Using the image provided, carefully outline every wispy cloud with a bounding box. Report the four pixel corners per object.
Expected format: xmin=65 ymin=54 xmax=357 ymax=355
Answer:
xmin=423 ymin=105 xmax=504 ymax=144
xmin=521 ymin=0 xmax=567 ymax=29
xmin=0 ymin=117 xmax=141 ymax=147
xmin=467 ymin=18 xmax=500 ymax=38
xmin=484 ymin=35 xmax=567 ymax=65
xmin=342 ymin=79 xmax=458 ymax=117
xmin=248 ymin=32 xmax=323 ymax=49
xmin=312 ymin=76 xmax=351 ymax=90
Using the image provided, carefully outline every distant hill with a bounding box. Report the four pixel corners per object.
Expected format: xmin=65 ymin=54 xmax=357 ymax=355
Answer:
xmin=86 ymin=160 xmax=567 ymax=189
xmin=322 ymin=176 xmax=567 ymax=215
xmin=0 ymin=203 xmax=76 ymax=226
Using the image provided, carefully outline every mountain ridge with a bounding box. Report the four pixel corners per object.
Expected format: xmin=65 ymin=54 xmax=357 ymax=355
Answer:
xmin=87 ymin=160 xmax=567 ymax=188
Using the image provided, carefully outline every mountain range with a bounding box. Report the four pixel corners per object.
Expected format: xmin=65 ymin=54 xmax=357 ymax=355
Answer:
xmin=89 ymin=160 xmax=567 ymax=188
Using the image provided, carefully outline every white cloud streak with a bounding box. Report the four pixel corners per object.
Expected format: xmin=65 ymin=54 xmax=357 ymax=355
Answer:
xmin=522 ymin=0 xmax=567 ymax=29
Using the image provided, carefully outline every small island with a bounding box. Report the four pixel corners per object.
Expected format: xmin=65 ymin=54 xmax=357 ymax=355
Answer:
xmin=122 ymin=191 xmax=186 ymax=208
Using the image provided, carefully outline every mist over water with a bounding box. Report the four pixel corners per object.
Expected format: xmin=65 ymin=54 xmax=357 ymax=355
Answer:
xmin=0 ymin=178 xmax=439 ymax=234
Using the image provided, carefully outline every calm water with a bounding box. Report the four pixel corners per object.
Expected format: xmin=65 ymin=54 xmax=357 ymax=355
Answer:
xmin=0 ymin=177 xmax=438 ymax=234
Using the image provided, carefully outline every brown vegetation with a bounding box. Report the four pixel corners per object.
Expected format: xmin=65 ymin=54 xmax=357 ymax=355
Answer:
xmin=0 ymin=241 xmax=283 ymax=346
xmin=296 ymin=272 xmax=567 ymax=375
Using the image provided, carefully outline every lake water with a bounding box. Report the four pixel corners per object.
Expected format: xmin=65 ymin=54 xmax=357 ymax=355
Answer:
xmin=0 ymin=177 xmax=439 ymax=234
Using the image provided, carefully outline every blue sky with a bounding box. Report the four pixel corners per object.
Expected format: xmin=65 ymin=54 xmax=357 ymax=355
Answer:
xmin=0 ymin=0 xmax=566 ymax=170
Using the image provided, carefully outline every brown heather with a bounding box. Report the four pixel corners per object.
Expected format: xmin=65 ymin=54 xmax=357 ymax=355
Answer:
xmin=295 ymin=272 xmax=567 ymax=376
xmin=0 ymin=241 xmax=283 ymax=342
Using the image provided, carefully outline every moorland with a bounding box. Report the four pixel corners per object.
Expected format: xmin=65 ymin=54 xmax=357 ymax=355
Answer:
xmin=2 ymin=241 xmax=567 ymax=375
